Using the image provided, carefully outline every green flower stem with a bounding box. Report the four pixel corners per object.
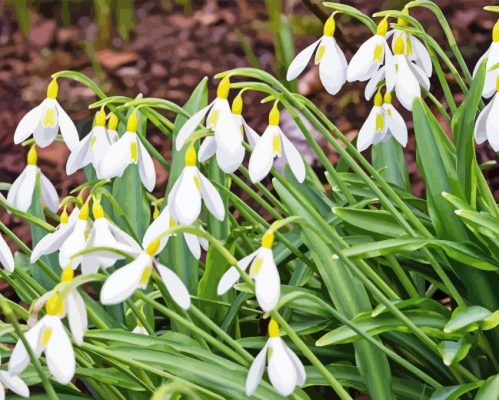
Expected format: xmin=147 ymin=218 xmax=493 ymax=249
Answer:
xmin=0 ymin=194 xmax=55 ymax=232
xmin=386 ymin=256 xmax=420 ymax=298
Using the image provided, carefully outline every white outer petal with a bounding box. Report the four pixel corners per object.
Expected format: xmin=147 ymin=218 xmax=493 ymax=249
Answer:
xmin=485 ymin=94 xmax=499 ymax=151
xmin=253 ymin=248 xmax=280 ymax=312
xmin=285 ymin=344 xmax=306 ymax=386
xmin=39 ymin=171 xmax=59 ymax=212
xmin=9 ymin=318 xmax=44 ymax=374
xmin=242 ymin=119 xmax=260 ymax=148
xmin=66 ymin=132 xmax=93 ymax=175
xmin=245 ymin=343 xmax=269 ymax=396
xmin=98 ymin=133 xmax=133 ymax=179
xmin=267 ymin=337 xmax=297 ymax=396
xmin=198 ymin=136 xmax=216 ymax=162
xmin=45 ymin=316 xmax=75 ymax=384
xmin=217 ymin=251 xmax=257 ymax=295
xmin=156 ymin=263 xmax=191 ymax=309
xmin=0 ymin=371 xmax=30 ymax=398
xmin=248 ymin=126 xmax=275 ymax=183
xmin=356 ymin=107 xmax=378 ymax=152
xmin=143 ymin=205 xmax=172 ymax=252
xmin=280 ymin=130 xmax=306 ymax=182
xmin=198 ymin=170 xmax=225 ymax=221
xmin=175 ymin=104 xmax=212 ymax=150
xmin=384 ymin=104 xmax=408 ymax=147
xmin=168 ymin=167 xmax=202 ymax=225
xmin=395 ymin=56 xmax=420 ymax=111
xmin=410 ymin=36 xmax=432 ymax=77
xmin=0 ymin=234 xmax=14 ymax=272
xmin=475 ymin=96 xmax=495 ymax=144
xmin=13 ymin=166 xmax=37 ymax=212
xmin=183 ymin=232 xmax=201 ymax=260
xmin=365 ymin=66 xmax=385 ymax=100
xmin=66 ymin=291 xmax=87 ymax=346
xmin=137 ymin=138 xmax=156 ymax=192
xmin=14 ymin=103 xmax=44 ymax=144
xmin=319 ymin=37 xmax=347 ymax=95
xmin=55 ymin=101 xmax=79 ymax=150
xmin=347 ymin=35 xmax=379 ymax=82
xmin=286 ymin=39 xmax=321 ymax=81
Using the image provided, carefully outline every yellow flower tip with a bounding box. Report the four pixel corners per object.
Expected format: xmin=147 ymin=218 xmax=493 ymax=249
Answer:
xmin=78 ymin=201 xmax=90 ymax=220
xmin=231 ymin=93 xmax=244 ymax=115
xmin=397 ymin=8 xmax=409 ymax=26
xmin=268 ymin=319 xmax=280 ymax=338
xmin=323 ymin=15 xmax=336 ymax=37
xmin=185 ymin=145 xmax=197 ymax=166
xmin=60 ymin=266 xmax=74 ymax=282
xmin=92 ymin=201 xmax=105 ymax=219
xmin=494 ymin=20 xmax=499 ymax=43
xmin=127 ymin=111 xmax=139 ymax=133
xmin=27 ymin=145 xmax=38 ymax=166
xmin=261 ymin=231 xmax=275 ymax=249
xmin=45 ymin=292 xmax=64 ymax=316
xmin=108 ymin=112 xmax=119 ymax=131
xmin=393 ymin=35 xmax=405 ymax=55
xmin=374 ymin=90 xmax=383 ymax=107
xmin=46 ymin=78 xmax=58 ymax=99
xmin=95 ymin=110 xmax=107 ymax=127
xmin=217 ymin=76 xmax=231 ymax=100
xmin=146 ymin=238 xmax=160 ymax=256
xmin=384 ymin=91 xmax=392 ymax=104
xmin=60 ymin=207 xmax=69 ymax=224
xmin=268 ymin=104 xmax=280 ymax=126
xmin=377 ymin=18 xmax=388 ymax=36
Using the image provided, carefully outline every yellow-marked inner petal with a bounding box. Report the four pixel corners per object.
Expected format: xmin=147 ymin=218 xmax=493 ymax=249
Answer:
xmin=261 ymin=231 xmax=274 ymax=249
xmin=375 ymin=112 xmax=384 ymax=133
xmin=90 ymin=135 xmax=97 ymax=150
xmin=45 ymin=292 xmax=64 ymax=316
xmin=27 ymin=145 xmax=38 ymax=166
xmin=250 ymin=257 xmax=263 ymax=277
xmin=61 ymin=266 xmax=74 ymax=282
xmin=193 ymin=175 xmax=201 ymax=191
xmin=46 ymin=79 xmax=58 ymax=99
xmin=272 ymin=134 xmax=282 ymax=156
xmin=40 ymin=326 xmax=53 ymax=348
xmin=208 ymin=110 xmax=219 ymax=128
xmin=268 ymin=319 xmax=280 ymax=337
xmin=373 ymin=44 xmax=384 ymax=63
xmin=43 ymin=107 xmax=56 ymax=128
xmin=315 ymin=44 xmax=326 ymax=64
xmin=130 ymin=141 xmax=138 ymax=163
xmin=140 ymin=266 xmax=152 ymax=286
xmin=267 ymin=347 xmax=273 ymax=358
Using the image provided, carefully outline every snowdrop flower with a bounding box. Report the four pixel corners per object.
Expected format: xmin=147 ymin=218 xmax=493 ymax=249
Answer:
xmin=66 ymin=109 xmax=114 ymax=177
xmin=9 ymin=291 xmax=75 ymax=384
xmin=99 ymin=111 xmax=156 ymax=191
xmin=474 ymin=76 xmax=499 ymax=151
xmin=357 ymin=91 xmax=387 ymax=152
xmin=176 ymin=77 xmax=243 ymax=173
xmin=381 ymin=92 xmax=408 ymax=147
xmin=287 ymin=15 xmax=347 ymax=95
xmin=132 ymin=320 xmax=149 ymax=335
xmin=14 ymin=78 xmax=78 ymax=149
xmin=248 ymin=104 xmax=305 ymax=184
xmin=7 ymin=146 xmax=59 ymax=212
xmin=245 ymin=319 xmax=306 ymax=396
xmin=59 ymin=202 xmax=92 ymax=269
xmin=143 ymin=203 xmax=208 ymax=260
xmin=0 ymin=234 xmax=14 ymax=272
xmin=0 ymin=369 xmax=29 ymax=398
xmin=218 ymin=230 xmax=280 ymax=312
xmin=347 ymin=18 xmax=391 ymax=82
xmin=474 ymin=20 xmax=499 ymax=98
xmin=385 ymin=35 xmax=429 ymax=110
xmin=100 ymin=238 xmax=191 ymax=309
xmin=168 ymin=146 xmax=225 ymax=226
xmin=106 ymin=112 xmax=120 ymax=144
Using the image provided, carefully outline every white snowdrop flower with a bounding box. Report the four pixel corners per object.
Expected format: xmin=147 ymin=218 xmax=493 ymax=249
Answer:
xmin=66 ymin=110 xmax=114 ymax=178
xmin=248 ymin=104 xmax=305 ymax=184
xmin=14 ymin=78 xmax=78 ymax=150
xmin=81 ymin=201 xmax=140 ymax=274
xmin=7 ymin=146 xmax=59 ymax=213
xmin=357 ymin=91 xmax=387 ymax=152
xmin=218 ymin=231 xmax=280 ymax=312
xmin=385 ymin=35 xmax=429 ymax=111
xmin=31 ymin=206 xmax=79 ymax=263
xmin=176 ymin=77 xmax=244 ymax=173
xmin=100 ymin=239 xmax=191 ymax=309
xmin=245 ymin=319 xmax=306 ymax=397
xmin=287 ymin=15 xmax=347 ymax=95
xmin=0 ymin=234 xmax=15 ymax=273
xmin=474 ymin=20 xmax=499 ymax=98
xmin=381 ymin=92 xmax=408 ymax=148
xmin=347 ymin=19 xmax=391 ymax=82
xmin=0 ymin=369 xmax=30 ymax=399
xmin=143 ymin=204 xmax=209 ymax=260
xmin=132 ymin=318 xmax=149 ymax=335
xmin=474 ymin=76 xmax=499 ymax=151
xmin=59 ymin=202 xmax=92 ymax=269
xmin=99 ymin=111 xmax=156 ymax=192
xmin=168 ymin=146 xmax=225 ymax=226
xmin=9 ymin=291 xmax=75 ymax=384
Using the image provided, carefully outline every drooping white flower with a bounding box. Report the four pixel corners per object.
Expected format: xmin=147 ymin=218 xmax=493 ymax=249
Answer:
xmin=66 ymin=110 xmax=114 ymax=178
xmin=474 ymin=20 xmax=499 ymax=98
xmin=218 ymin=231 xmax=280 ymax=312
xmin=348 ymin=19 xmax=391 ymax=82
xmin=132 ymin=318 xmax=149 ymax=335
xmin=287 ymin=15 xmax=347 ymax=95
xmin=385 ymin=35 xmax=429 ymax=110
xmin=9 ymin=291 xmax=75 ymax=384
xmin=245 ymin=319 xmax=306 ymax=396
xmin=176 ymin=77 xmax=244 ymax=173
xmin=198 ymin=91 xmax=259 ymax=168
xmin=100 ymin=239 xmax=190 ymax=309
xmin=168 ymin=146 xmax=225 ymax=226
xmin=7 ymin=146 xmax=59 ymax=213
xmin=475 ymin=77 xmax=499 ymax=151
xmin=357 ymin=91 xmax=387 ymax=152
xmin=14 ymin=78 xmax=78 ymax=150
xmin=143 ymin=203 xmax=209 ymax=260
xmin=0 ymin=234 xmax=14 ymax=273
xmin=99 ymin=111 xmax=156 ymax=192
xmin=381 ymin=91 xmax=408 ymax=147
xmin=248 ymin=104 xmax=305 ymax=184
xmin=0 ymin=369 xmax=30 ymax=398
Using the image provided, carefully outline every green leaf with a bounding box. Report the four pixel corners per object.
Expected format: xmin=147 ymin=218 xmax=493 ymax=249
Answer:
xmin=444 ymin=306 xmax=492 ymax=333
xmin=76 ymin=367 xmax=145 ymax=391
xmin=454 ymin=209 xmax=499 ymax=239
xmin=372 ymin=137 xmax=410 ymax=190
xmin=430 ymin=382 xmax=482 ymax=400
xmin=332 ymin=207 xmax=408 ymax=237
xmin=476 ymin=374 xmax=499 ymax=400
xmin=438 ymin=339 xmax=472 ymax=366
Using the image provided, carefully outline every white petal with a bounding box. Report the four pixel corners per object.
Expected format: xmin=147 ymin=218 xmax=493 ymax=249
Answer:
xmin=39 ymin=172 xmax=59 ymax=212
xmin=66 ymin=291 xmax=87 ymax=345
xmin=216 ymin=144 xmax=244 ymax=173
xmin=319 ymin=37 xmax=347 ymax=95
xmin=107 ymin=221 xmax=142 ymax=255
xmin=0 ymin=371 xmax=29 ymax=398
xmin=365 ymin=66 xmax=385 ymax=100
xmin=55 ymin=101 xmax=79 ymax=150
xmin=100 ymin=253 xmax=150 ymax=305
xmin=483 ymin=67 xmax=499 ymax=99
xmin=14 ymin=103 xmax=43 ymax=144
xmin=156 ymin=263 xmax=191 ymax=309
xmin=242 ymin=119 xmax=260 ymax=148
xmin=408 ymin=61 xmax=430 ymax=91
xmin=410 ymin=36 xmax=432 ymax=77
xmin=66 ymin=132 xmax=93 ymax=175
xmin=0 ymin=235 xmax=14 ymax=272
xmin=485 ymin=95 xmax=499 ymax=151
xmin=347 ymin=35 xmax=379 ymax=82
xmin=385 ymin=47 xmax=397 ymax=92
xmin=175 ymin=104 xmax=212 ymax=150
xmin=395 ymin=56 xmax=420 ymax=111
xmin=248 ymin=126 xmax=275 ymax=183
xmin=59 ymin=220 xmax=88 ymax=267
xmin=45 ymin=316 xmax=75 ymax=384
xmin=280 ymin=131 xmax=306 ymax=182
xmin=98 ymin=133 xmax=133 ymax=179
xmin=132 ymin=325 xmax=149 ymax=335
xmin=356 ymin=108 xmax=378 ymax=152
xmin=253 ymin=249 xmax=280 ymax=312
xmin=213 ymin=100 xmax=243 ymax=165
xmin=285 ymin=344 xmax=306 ymax=386
xmin=198 ymin=171 xmax=225 ymax=221
xmin=137 ymin=138 xmax=156 ymax=192
xmin=245 ymin=343 xmax=269 ymax=396
xmin=89 ymin=127 xmax=112 ymax=172
xmin=287 ymin=39 xmax=321 ymax=81
xmin=14 ymin=166 xmax=37 ymax=212
xmin=384 ymin=104 xmax=408 ymax=147
xmin=9 ymin=318 xmax=44 ymax=374
xmin=198 ymin=136 xmax=217 ymax=162
xmin=6 ymin=170 xmax=26 ymax=212
xmin=169 ymin=168 xmax=202 ymax=225
xmin=475 ymin=97 xmax=494 ymax=144
xmin=143 ymin=206 xmax=172 ymax=252
xmin=183 ymin=232 xmax=201 ymax=260
xmin=217 ymin=251 xmax=257 ymax=295
xmin=267 ymin=338 xmax=297 ymax=396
